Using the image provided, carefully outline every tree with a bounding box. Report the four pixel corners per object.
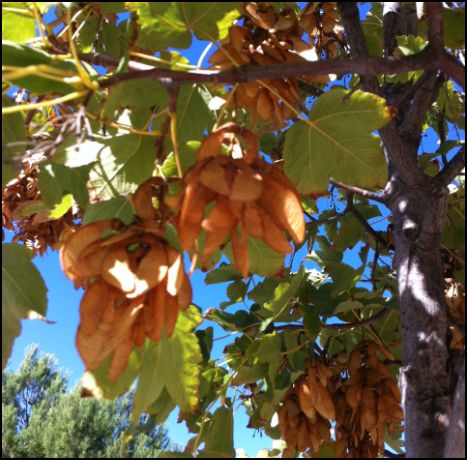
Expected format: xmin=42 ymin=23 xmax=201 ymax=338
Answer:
xmin=1 ymin=2 xmax=465 ymax=458
xmin=2 ymin=344 xmax=173 ymax=458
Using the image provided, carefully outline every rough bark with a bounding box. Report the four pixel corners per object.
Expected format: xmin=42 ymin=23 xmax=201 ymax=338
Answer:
xmin=388 ymin=179 xmax=451 ymax=458
xmin=338 ymin=2 xmax=463 ymax=457
xmin=443 ymin=364 xmax=465 ymax=458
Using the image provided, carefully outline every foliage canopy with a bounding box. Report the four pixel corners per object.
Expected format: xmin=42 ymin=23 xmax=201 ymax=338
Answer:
xmin=2 ymin=2 xmax=465 ymax=458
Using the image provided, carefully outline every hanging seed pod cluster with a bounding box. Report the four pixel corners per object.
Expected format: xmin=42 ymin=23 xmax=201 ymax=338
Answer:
xmin=2 ymin=163 xmax=79 ymax=255
xmin=166 ymin=122 xmax=305 ymax=277
xmin=209 ymin=2 xmax=342 ymax=128
xmin=278 ymin=342 xmax=403 ymax=458
xmin=301 ymin=2 xmax=344 ymax=57
xmin=334 ymin=341 xmax=403 ymax=457
xmin=60 ymin=178 xmax=192 ymax=381
xmin=278 ymin=360 xmax=334 ymax=456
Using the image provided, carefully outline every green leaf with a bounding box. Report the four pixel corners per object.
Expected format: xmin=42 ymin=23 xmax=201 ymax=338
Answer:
xmin=48 ymin=194 xmax=73 ymax=219
xmin=146 ymin=388 xmax=176 ymax=425
xmin=201 ymin=406 xmax=235 ymax=458
xmin=256 ymin=333 xmax=282 ymax=381
xmin=2 ymin=10 xmax=36 ymax=43
xmin=309 ymin=237 xmax=362 ymax=295
xmin=443 ymin=8 xmax=465 ymax=49
xmin=162 ymin=141 xmax=199 ymax=178
xmin=196 ymin=327 xmax=214 ymax=363
xmin=103 ymin=78 xmax=167 ymax=120
xmin=178 ymin=3 xmax=243 ymax=41
xmin=127 ymin=2 xmax=192 ymax=51
xmin=232 ymin=363 xmax=268 ymax=385
xmin=133 ymin=306 xmax=203 ymax=417
xmin=2 ymin=41 xmax=79 ymax=95
xmin=205 ymin=263 xmax=242 ymax=285
xmin=53 ymin=136 xmax=108 ymax=167
xmin=284 ymin=89 xmax=391 ymax=195
xmin=205 ymin=309 xmax=257 ymax=332
xmin=227 ymin=279 xmax=247 ymax=302
xmin=39 ymin=163 xmax=91 ymax=208
xmin=88 ymin=134 xmax=155 ymax=198
xmin=362 ymin=10 xmax=383 ymax=57
xmin=260 ymin=265 xmax=307 ymax=331
xmin=2 ymin=96 xmax=25 ymax=187
xmin=303 ymin=306 xmax=321 ymax=340
xmin=2 ymin=244 xmax=47 ymax=369
xmin=334 ymin=299 xmax=363 ymax=314
xmin=81 ymin=350 xmax=140 ymax=399
xmin=226 ymin=237 xmax=285 ymax=277
xmin=248 ymin=278 xmax=281 ymax=304
xmin=176 ymin=85 xmax=214 ymax=144
xmin=83 ymin=197 xmax=135 ymax=225
xmin=283 ymin=331 xmax=306 ymax=371
xmin=389 ymin=35 xmax=427 ymax=82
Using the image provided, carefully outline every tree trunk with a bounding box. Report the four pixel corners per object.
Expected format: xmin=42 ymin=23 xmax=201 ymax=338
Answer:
xmin=389 ymin=179 xmax=451 ymax=458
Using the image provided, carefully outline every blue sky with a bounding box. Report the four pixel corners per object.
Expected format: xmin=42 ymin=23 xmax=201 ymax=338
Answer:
xmin=5 ymin=3 xmax=465 ymax=457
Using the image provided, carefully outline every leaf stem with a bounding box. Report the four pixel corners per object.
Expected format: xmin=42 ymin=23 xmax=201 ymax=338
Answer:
xmin=2 ymin=91 xmax=89 ymax=115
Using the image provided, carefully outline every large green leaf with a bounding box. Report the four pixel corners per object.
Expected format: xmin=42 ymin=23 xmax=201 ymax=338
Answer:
xmin=443 ymin=8 xmax=465 ymax=49
xmin=2 ymin=96 xmax=25 ymax=187
xmin=103 ymin=78 xmax=168 ymax=120
xmin=81 ymin=350 xmax=140 ymax=399
xmin=88 ymin=134 xmax=155 ymax=198
xmin=200 ymin=406 xmax=235 ymax=458
xmin=127 ymin=2 xmax=192 ymax=51
xmin=39 ymin=163 xmax=92 ymax=208
xmin=133 ymin=306 xmax=203 ymax=418
xmin=284 ymin=89 xmax=391 ymax=195
xmin=2 ymin=41 xmax=79 ymax=95
xmin=176 ymin=85 xmax=215 ymax=144
xmin=83 ymin=197 xmax=135 ymax=225
xmin=2 ymin=244 xmax=48 ymax=369
xmin=309 ymin=237 xmax=361 ymax=295
xmin=162 ymin=141 xmax=199 ymax=178
xmin=224 ymin=237 xmax=285 ymax=277
xmin=178 ymin=3 xmax=243 ymax=41
xmin=256 ymin=333 xmax=282 ymax=381
xmin=205 ymin=263 xmax=242 ymax=285
xmin=259 ymin=265 xmax=307 ymax=331
xmin=2 ymin=9 xmax=36 ymax=43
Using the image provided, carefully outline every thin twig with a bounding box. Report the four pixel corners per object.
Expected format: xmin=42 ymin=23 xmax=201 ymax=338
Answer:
xmin=346 ymin=194 xmax=389 ymax=248
xmin=324 ymin=308 xmax=390 ymax=330
xmin=330 ymin=178 xmax=386 ymax=202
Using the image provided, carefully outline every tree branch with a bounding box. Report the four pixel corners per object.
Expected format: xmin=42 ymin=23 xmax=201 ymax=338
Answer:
xmin=383 ymin=3 xmax=402 ymax=57
xmin=90 ymin=50 xmax=453 ymax=88
xmin=337 ymin=3 xmax=381 ymax=95
xmin=330 ymin=178 xmax=386 ymax=202
xmin=436 ymin=147 xmax=466 ymax=186
xmin=346 ymin=193 xmax=390 ymax=248
xmin=272 ymin=308 xmax=390 ymax=332
xmin=425 ymin=2 xmax=444 ymax=52
xmin=400 ymin=71 xmax=441 ymax=145
xmin=338 ymin=2 xmax=427 ymax=187
xmin=324 ymin=308 xmax=390 ymax=330
xmin=439 ymin=52 xmax=466 ymax=90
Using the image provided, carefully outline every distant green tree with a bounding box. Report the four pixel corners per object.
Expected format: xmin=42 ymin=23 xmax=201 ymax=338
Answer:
xmin=2 ymin=345 xmax=174 ymax=458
